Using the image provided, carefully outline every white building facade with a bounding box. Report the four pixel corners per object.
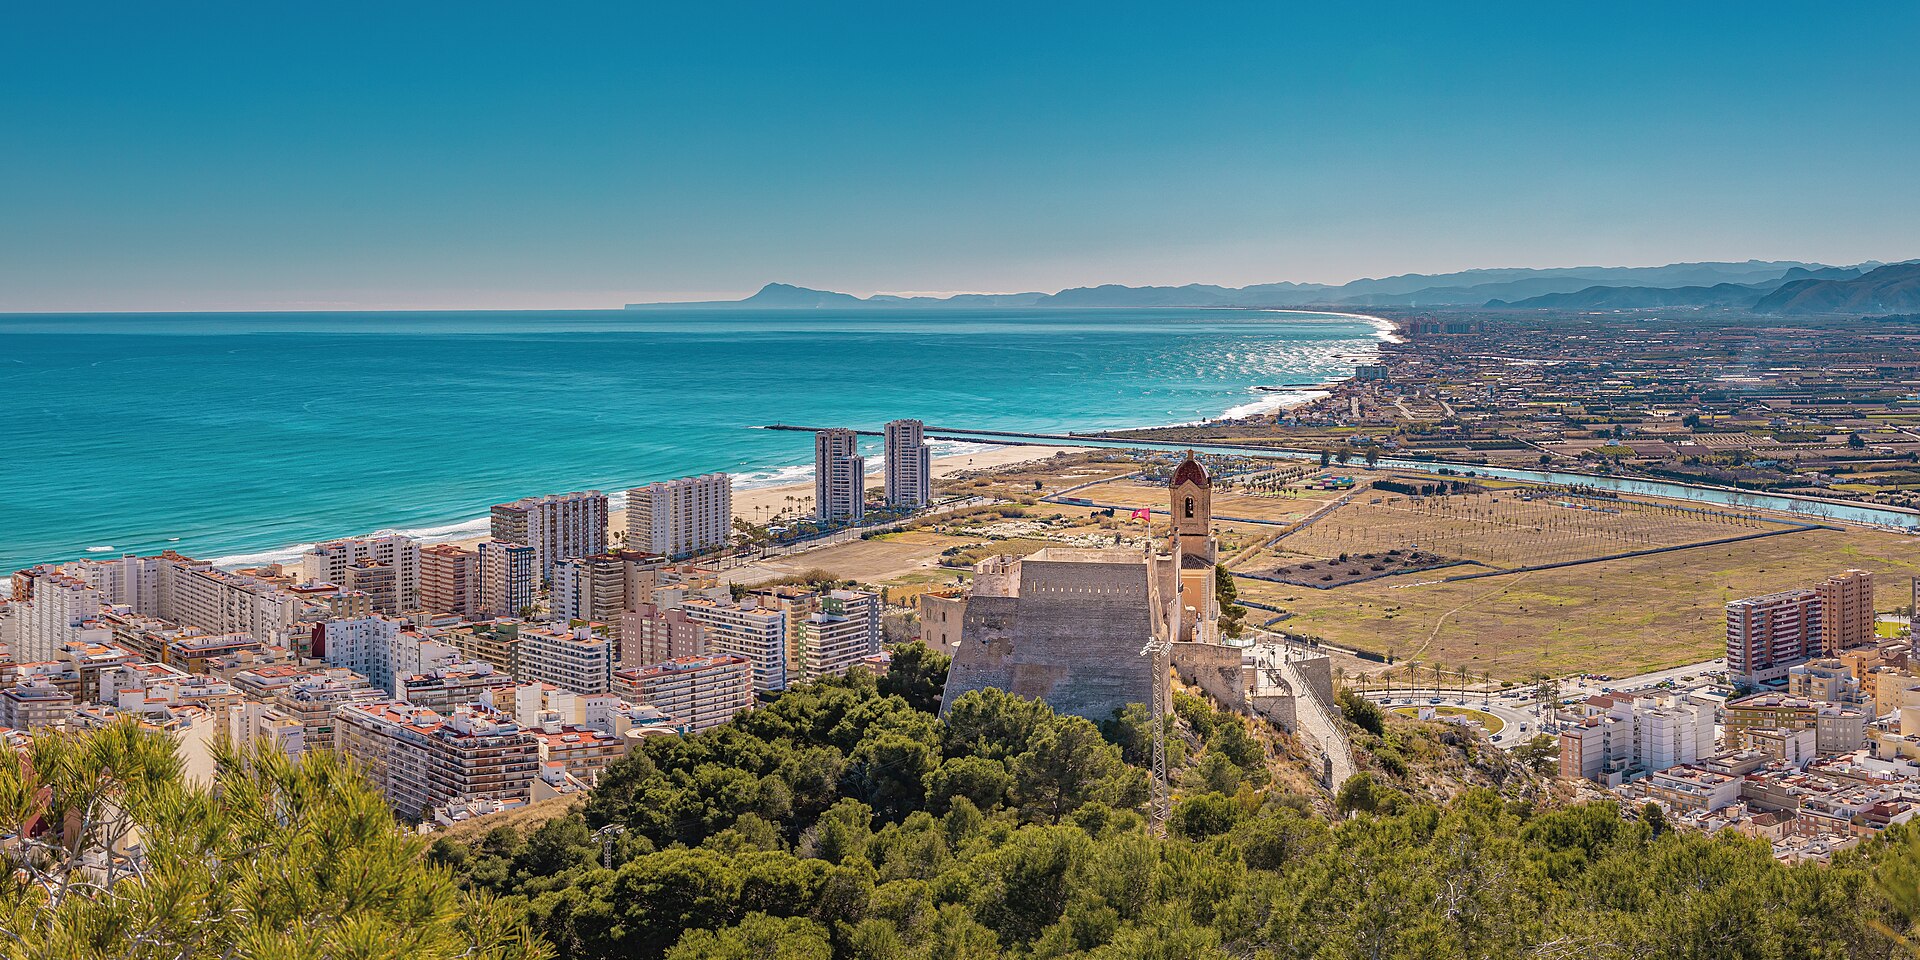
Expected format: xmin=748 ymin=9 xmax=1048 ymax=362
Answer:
xmin=883 ymin=419 xmax=932 ymax=509
xmin=682 ymin=596 xmax=788 ymax=692
xmin=302 ymin=535 xmax=422 ymax=613
xmin=813 ymin=428 xmax=866 ymax=525
xmin=490 ymin=490 xmax=608 ymax=584
xmin=627 ymin=473 xmax=733 ymax=558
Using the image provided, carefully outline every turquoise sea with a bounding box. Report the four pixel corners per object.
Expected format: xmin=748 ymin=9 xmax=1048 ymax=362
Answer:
xmin=0 ymin=309 xmax=1383 ymax=570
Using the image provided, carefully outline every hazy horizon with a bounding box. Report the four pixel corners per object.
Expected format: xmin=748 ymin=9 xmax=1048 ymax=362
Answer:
xmin=5 ymin=2 xmax=1917 ymax=312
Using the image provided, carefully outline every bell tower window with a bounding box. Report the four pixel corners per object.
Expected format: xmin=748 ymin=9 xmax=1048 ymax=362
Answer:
xmin=1184 ymin=496 xmax=1194 ymax=519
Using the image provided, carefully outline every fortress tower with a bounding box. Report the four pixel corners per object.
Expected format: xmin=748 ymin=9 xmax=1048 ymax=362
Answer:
xmin=937 ymin=452 xmax=1224 ymax=721
xmin=1166 ymin=452 xmax=1218 ymax=643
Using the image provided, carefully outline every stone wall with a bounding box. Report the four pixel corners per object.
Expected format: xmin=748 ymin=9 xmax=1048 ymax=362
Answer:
xmin=1172 ymin=641 xmax=1250 ymax=712
xmin=1251 ymin=690 xmax=1298 ymax=731
xmin=939 ymin=554 xmax=1158 ymax=723
xmin=1291 ymin=655 xmax=1334 ymax=706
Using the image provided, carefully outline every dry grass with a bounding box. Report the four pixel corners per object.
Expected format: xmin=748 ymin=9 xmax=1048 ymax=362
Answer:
xmin=1277 ymin=488 xmax=1787 ymax=570
xmin=1067 ymin=477 xmax=1338 ymax=523
xmin=432 ymin=794 xmax=581 ymax=842
xmin=1243 ymin=525 xmax=1920 ymax=680
xmin=745 ymin=529 xmax=978 ymax=583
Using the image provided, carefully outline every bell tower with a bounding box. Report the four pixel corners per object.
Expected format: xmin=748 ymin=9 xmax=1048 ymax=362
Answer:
xmin=1169 ymin=451 xmax=1214 ymax=564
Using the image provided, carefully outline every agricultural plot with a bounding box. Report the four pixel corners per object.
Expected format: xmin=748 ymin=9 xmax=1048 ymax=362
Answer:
xmin=1275 ymin=488 xmax=1795 ymax=572
xmin=1239 ymin=525 xmax=1920 ymax=681
xmin=1060 ymin=476 xmax=1336 ymax=524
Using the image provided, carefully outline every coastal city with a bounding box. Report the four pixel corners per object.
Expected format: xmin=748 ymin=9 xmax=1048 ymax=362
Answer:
xmin=8 ymin=4 xmax=1920 ymax=955
xmin=6 ymin=312 xmax=1918 ymax=869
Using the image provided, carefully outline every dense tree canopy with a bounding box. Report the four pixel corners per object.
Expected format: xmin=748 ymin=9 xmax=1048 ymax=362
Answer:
xmin=429 ymin=644 xmax=1920 ymax=959
xmin=0 ymin=718 xmax=546 ymax=960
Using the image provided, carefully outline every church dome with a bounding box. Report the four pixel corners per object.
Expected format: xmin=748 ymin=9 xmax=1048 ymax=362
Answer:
xmin=1170 ymin=453 xmax=1210 ymax=488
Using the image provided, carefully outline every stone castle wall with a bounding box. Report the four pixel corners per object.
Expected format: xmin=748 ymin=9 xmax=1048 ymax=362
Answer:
xmin=939 ymin=555 xmax=1158 ymax=723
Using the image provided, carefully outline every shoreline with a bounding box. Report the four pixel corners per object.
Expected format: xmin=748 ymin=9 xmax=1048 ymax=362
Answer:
xmin=171 ymin=310 xmax=1398 ymax=568
xmin=435 ymin=444 xmax=1089 ymax=555
xmin=207 ymin=444 xmax=1091 ymax=566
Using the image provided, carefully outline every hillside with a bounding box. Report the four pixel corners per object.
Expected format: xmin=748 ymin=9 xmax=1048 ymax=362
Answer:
xmin=417 ymin=647 xmax=1920 ymax=959
xmin=1754 ymin=261 xmax=1920 ymax=314
xmin=1491 ymin=281 xmax=1776 ymax=310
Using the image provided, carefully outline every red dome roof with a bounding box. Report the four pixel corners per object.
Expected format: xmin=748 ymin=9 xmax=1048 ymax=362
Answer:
xmin=1170 ymin=453 xmax=1209 ymax=488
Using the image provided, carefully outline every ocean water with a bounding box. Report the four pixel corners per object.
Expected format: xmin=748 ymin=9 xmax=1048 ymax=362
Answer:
xmin=0 ymin=308 xmax=1382 ymax=570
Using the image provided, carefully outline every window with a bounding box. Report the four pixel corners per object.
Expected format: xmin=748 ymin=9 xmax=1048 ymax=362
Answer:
xmin=1184 ymin=497 xmax=1194 ymax=519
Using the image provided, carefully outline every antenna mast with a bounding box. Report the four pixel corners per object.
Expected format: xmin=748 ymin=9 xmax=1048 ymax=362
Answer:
xmin=1140 ymin=629 xmax=1172 ymax=836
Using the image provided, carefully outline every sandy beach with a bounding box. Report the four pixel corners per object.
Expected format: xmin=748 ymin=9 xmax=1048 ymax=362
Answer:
xmin=438 ymin=444 xmax=1088 ymax=552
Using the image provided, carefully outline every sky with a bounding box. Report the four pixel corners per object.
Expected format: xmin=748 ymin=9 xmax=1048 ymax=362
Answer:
xmin=3 ymin=1 xmax=1917 ymax=311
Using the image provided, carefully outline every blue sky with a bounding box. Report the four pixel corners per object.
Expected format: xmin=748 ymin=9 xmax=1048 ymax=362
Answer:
xmin=3 ymin=2 xmax=1916 ymax=310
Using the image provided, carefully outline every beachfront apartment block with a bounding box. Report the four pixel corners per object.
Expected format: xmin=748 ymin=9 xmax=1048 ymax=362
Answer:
xmin=516 ymin=623 xmax=615 ymax=695
xmin=11 ymin=569 xmax=103 ymax=662
xmin=1727 ymin=589 xmax=1823 ymax=685
xmin=627 ymin=473 xmax=732 ymax=558
xmin=419 ymin=543 xmax=480 ymax=616
xmin=1818 ymin=569 xmax=1875 ymax=654
xmin=681 ymin=595 xmax=788 ymax=692
xmin=478 ymin=541 xmax=535 ymax=617
xmin=156 ymin=560 xmax=301 ymax=647
xmin=334 ymin=701 xmax=541 ymax=818
xmin=613 ymin=654 xmax=754 ymax=733
xmin=301 ymin=535 xmax=421 ymax=613
xmin=814 ymin=428 xmax=866 ymax=524
xmin=796 ymin=589 xmax=882 ymax=684
xmin=884 ymin=419 xmax=932 ymax=509
xmin=489 ymin=490 xmax=608 ymax=584
xmin=550 ymin=552 xmax=641 ymax=632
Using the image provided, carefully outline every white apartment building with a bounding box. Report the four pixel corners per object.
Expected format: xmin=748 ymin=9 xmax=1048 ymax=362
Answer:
xmin=335 ymin=702 xmax=540 ymax=819
xmin=613 ymin=654 xmax=754 ymax=732
xmin=681 ymin=596 xmax=788 ymax=692
xmin=814 ymin=428 xmax=866 ymax=525
xmin=312 ymin=614 xmax=459 ymax=697
xmin=302 ymin=535 xmax=421 ymax=612
xmin=883 ymin=419 xmax=932 ymax=509
xmin=69 ymin=553 xmax=166 ymax=612
xmin=0 ymin=599 xmax=17 ymax=656
xmin=15 ymin=569 xmax=103 ymax=662
xmin=490 ymin=491 xmax=608 ymax=584
xmin=274 ymin=670 xmax=384 ymax=753
xmin=157 ymin=561 xmax=300 ymax=646
xmin=517 ymin=623 xmax=614 ymax=695
xmin=478 ymin=541 xmax=535 ymax=617
xmin=627 ymin=473 xmax=732 ymax=558
xmin=797 ymin=589 xmax=881 ymax=683
xmin=1559 ymin=691 xmax=1716 ymax=785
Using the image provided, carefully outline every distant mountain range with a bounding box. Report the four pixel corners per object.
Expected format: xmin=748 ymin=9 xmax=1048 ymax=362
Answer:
xmin=627 ymin=259 xmax=1914 ymax=314
xmin=1491 ymin=262 xmax=1920 ymax=314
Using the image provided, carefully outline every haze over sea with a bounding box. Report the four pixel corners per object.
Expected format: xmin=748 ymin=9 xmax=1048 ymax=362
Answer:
xmin=0 ymin=308 xmax=1383 ymax=571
